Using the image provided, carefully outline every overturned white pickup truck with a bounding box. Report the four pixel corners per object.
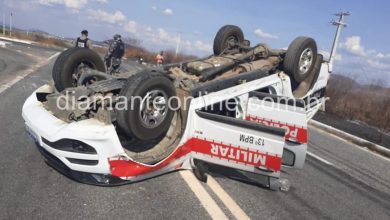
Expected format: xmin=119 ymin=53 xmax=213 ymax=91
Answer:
xmin=22 ymin=17 xmax=346 ymax=190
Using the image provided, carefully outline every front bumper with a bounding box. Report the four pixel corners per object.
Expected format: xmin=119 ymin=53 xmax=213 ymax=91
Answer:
xmin=35 ymin=141 xmax=127 ymax=185
xmin=22 ymin=86 xmax=127 ymax=181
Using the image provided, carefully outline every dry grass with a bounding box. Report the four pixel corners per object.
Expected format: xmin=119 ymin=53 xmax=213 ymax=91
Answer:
xmin=325 ymin=74 xmax=390 ymax=132
xmin=3 ymin=30 xmax=197 ymax=64
xmin=124 ymin=46 xmax=197 ymax=64
xmin=9 ymin=30 xmax=72 ymax=48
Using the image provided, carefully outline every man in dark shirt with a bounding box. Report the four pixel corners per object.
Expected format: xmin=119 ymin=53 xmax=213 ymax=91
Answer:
xmin=105 ymin=34 xmax=125 ymax=74
xmin=74 ymin=30 xmax=92 ymax=48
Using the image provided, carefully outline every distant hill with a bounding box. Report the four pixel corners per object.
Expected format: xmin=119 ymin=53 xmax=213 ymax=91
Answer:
xmin=330 ymin=73 xmax=389 ymax=89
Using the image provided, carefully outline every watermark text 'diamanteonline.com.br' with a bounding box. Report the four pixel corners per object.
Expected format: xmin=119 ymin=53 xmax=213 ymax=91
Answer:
xmin=55 ymin=90 xmax=328 ymax=113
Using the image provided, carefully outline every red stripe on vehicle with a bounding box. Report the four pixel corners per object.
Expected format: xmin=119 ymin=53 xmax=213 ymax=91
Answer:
xmin=109 ymin=137 xmax=282 ymax=178
xmin=190 ymin=138 xmax=281 ymax=172
xmin=246 ymin=115 xmax=307 ymax=144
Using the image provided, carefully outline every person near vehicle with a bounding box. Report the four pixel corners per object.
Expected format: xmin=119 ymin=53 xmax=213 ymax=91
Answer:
xmin=156 ymin=51 xmax=164 ymax=67
xmin=105 ymin=34 xmax=125 ymax=74
xmin=74 ymin=30 xmax=92 ymax=48
xmin=136 ymin=52 xmax=144 ymax=64
xmin=137 ymin=56 xmax=144 ymax=64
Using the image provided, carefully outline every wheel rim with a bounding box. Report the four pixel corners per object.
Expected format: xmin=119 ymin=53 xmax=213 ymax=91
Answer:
xmin=298 ymin=48 xmax=313 ymax=76
xmin=226 ymin=36 xmax=238 ymax=48
xmin=139 ymin=90 xmax=168 ymax=129
xmin=72 ymin=62 xmax=96 ymax=86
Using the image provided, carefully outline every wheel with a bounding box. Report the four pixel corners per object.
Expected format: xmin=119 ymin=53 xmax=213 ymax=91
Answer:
xmin=52 ymin=48 xmax=105 ymax=91
xmin=52 ymin=48 xmax=74 ymax=88
xmin=283 ymin=37 xmax=318 ymax=82
xmin=213 ymin=25 xmax=244 ymax=55
xmin=116 ymin=71 xmax=177 ymax=141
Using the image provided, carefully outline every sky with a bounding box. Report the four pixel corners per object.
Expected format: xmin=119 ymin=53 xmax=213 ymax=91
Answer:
xmin=1 ymin=0 xmax=390 ymax=86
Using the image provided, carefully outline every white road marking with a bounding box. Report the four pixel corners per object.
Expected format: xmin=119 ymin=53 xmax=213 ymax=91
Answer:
xmin=310 ymin=125 xmax=390 ymax=163
xmin=0 ymin=40 xmax=9 ymax=47
xmin=0 ymin=36 xmax=33 ymax=45
xmin=48 ymin=52 xmax=60 ymax=61
xmin=307 ymin=151 xmax=334 ymax=166
xmin=0 ymin=52 xmax=59 ymax=94
xmin=179 ymin=170 xmax=228 ymax=220
xmin=207 ymin=176 xmax=251 ymax=220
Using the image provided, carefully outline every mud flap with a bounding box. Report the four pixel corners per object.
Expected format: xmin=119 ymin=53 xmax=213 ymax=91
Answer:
xmin=245 ymin=91 xmax=308 ymax=168
xmin=188 ymin=110 xmax=286 ymax=178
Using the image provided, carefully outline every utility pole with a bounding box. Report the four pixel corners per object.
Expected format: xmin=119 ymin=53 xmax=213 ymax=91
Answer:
xmin=329 ymin=12 xmax=350 ymax=72
xmin=9 ymin=12 xmax=12 ymax=37
xmin=175 ymin=33 xmax=181 ymax=57
xmin=2 ymin=8 xmax=5 ymax=35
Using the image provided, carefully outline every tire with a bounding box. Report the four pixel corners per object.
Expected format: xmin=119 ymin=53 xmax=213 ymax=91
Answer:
xmin=52 ymin=48 xmax=74 ymax=88
xmin=213 ymin=25 xmax=244 ymax=55
xmin=116 ymin=71 xmax=177 ymax=141
xmin=52 ymin=48 xmax=105 ymax=91
xmin=283 ymin=37 xmax=318 ymax=82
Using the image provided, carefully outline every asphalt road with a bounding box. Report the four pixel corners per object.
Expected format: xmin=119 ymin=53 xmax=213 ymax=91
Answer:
xmin=0 ymin=45 xmax=35 ymax=83
xmin=0 ymin=42 xmax=389 ymax=220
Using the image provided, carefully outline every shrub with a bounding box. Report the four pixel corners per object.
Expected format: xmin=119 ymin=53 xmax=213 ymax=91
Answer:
xmin=325 ymin=74 xmax=390 ymax=132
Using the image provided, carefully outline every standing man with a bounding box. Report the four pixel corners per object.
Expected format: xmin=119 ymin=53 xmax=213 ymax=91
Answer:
xmin=74 ymin=30 xmax=92 ymax=48
xmin=105 ymin=34 xmax=125 ymax=74
xmin=156 ymin=51 xmax=164 ymax=67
